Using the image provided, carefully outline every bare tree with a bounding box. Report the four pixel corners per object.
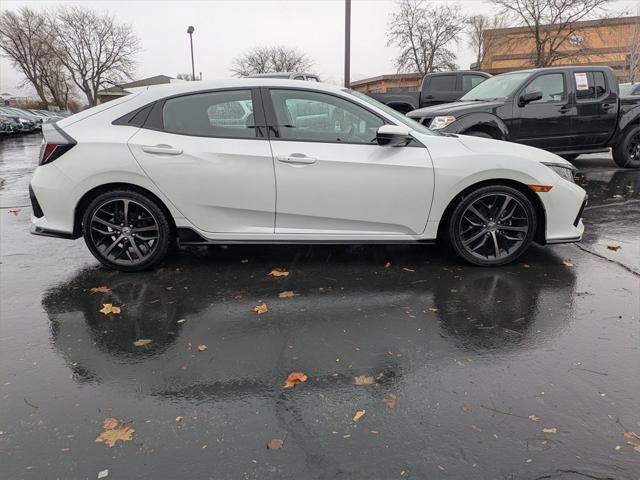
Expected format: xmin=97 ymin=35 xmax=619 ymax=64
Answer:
xmin=230 ymin=46 xmax=313 ymax=77
xmin=176 ymin=73 xmax=196 ymax=81
xmin=0 ymin=7 xmax=53 ymax=104
xmin=41 ymin=56 xmax=71 ymax=110
xmin=52 ymin=7 xmax=141 ymax=106
xmin=387 ymin=0 xmax=467 ymax=75
xmin=490 ymin=0 xmax=612 ymax=68
xmin=624 ymin=18 xmax=640 ymax=83
xmin=467 ymin=14 xmax=508 ymax=68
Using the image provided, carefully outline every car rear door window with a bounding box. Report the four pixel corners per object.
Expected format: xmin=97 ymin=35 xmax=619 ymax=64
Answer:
xmin=575 ymin=71 xmax=607 ymax=101
xmin=269 ymin=89 xmax=384 ymax=144
xmin=462 ymin=75 xmax=486 ymax=92
xmin=429 ymin=75 xmax=456 ymax=91
xmin=162 ymin=89 xmax=256 ymax=138
xmin=524 ymin=73 xmax=566 ymax=103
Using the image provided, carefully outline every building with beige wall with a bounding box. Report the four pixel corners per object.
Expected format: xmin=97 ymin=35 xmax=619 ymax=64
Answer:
xmin=350 ymin=73 xmax=423 ymax=94
xmin=476 ymin=16 xmax=640 ymax=81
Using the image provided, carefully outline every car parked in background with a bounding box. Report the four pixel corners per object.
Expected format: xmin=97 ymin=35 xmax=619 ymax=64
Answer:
xmin=247 ymin=72 xmax=320 ymax=82
xmin=30 ymin=78 xmax=586 ymax=271
xmin=407 ymin=66 xmax=640 ymax=168
xmin=619 ymin=83 xmax=640 ymax=96
xmin=366 ymin=71 xmax=492 ymax=114
xmin=0 ymin=107 xmax=41 ymax=130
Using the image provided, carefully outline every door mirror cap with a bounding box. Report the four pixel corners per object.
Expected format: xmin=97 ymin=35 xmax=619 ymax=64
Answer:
xmin=376 ymin=124 xmax=412 ymax=147
xmin=520 ymin=90 xmax=543 ymax=106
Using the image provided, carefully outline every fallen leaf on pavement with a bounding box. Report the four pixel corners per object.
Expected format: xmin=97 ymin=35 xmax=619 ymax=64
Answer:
xmin=133 ymin=339 xmax=152 ymax=347
xmin=607 ymin=244 xmax=621 ymax=251
xmin=99 ymin=304 xmax=121 ymax=315
xmin=196 ymin=344 xmax=207 ymax=352
xmin=90 ymin=286 xmax=110 ymax=294
xmin=176 ymin=319 xmax=186 ymax=324
xmin=402 ymin=267 xmax=415 ymax=272
xmin=95 ymin=418 xmax=135 ymax=448
xmin=542 ymin=427 xmax=557 ymax=433
xmin=98 ymin=469 xmax=109 ymax=479
xmin=437 ymin=464 xmax=445 ymax=471
xmin=268 ymin=268 xmax=289 ymax=277
xmin=528 ymin=415 xmax=540 ymax=422
xmin=429 ymin=308 xmax=439 ymax=312
xmin=471 ymin=424 xmax=482 ymax=432
xmin=384 ymin=393 xmax=397 ymax=408
xmin=8 ymin=208 xmax=21 ymax=216
xmin=353 ymin=410 xmax=365 ymax=422
xmin=267 ymin=438 xmax=284 ymax=450
xmin=354 ymin=375 xmax=374 ymax=385
xmin=253 ymin=303 xmax=268 ymax=314
xmin=278 ymin=291 xmax=297 ymax=298
xmin=624 ymin=431 xmax=639 ymax=441
xmin=562 ymin=260 xmax=573 ymax=267
xmin=284 ymin=371 xmax=307 ymax=388
xmin=175 ymin=416 xmax=183 ymax=422
xmin=384 ymin=262 xmax=391 ymax=268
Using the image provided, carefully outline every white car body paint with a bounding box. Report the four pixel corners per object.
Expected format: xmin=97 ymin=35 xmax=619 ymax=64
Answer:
xmin=30 ymin=78 xmax=585 ymax=251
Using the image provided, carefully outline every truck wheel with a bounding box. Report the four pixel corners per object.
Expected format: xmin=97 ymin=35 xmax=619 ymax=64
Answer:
xmin=613 ymin=125 xmax=640 ymax=168
xmin=466 ymin=130 xmax=495 ymax=139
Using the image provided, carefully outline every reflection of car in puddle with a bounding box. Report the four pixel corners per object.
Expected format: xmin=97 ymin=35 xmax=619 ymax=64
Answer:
xmin=433 ymin=266 xmax=576 ymax=351
xmin=43 ymin=249 xmax=576 ymax=401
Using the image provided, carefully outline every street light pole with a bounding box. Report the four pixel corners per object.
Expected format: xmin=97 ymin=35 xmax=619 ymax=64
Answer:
xmin=187 ymin=26 xmax=195 ymax=81
xmin=344 ymin=0 xmax=351 ymax=88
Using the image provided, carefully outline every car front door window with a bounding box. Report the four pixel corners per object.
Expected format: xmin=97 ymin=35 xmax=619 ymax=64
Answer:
xmin=269 ymin=89 xmax=384 ymax=144
xmin=524 ymin=74 xmax=566 ymax=103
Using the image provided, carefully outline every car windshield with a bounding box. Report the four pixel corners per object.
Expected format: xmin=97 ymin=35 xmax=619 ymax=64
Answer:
xmin=460 ymin=72 xmax=532 ymax=101
xmin=346 ymin=90 xmax=437 ymax=136
xmin=619 ymin=84 xmax=637 ymax=96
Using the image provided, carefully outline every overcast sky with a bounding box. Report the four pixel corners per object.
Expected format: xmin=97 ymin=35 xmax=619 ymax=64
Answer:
xmin=0 ymin=0 xmax=636 ymax=96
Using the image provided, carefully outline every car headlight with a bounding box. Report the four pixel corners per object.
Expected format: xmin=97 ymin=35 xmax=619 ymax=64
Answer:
xmin=543 ymin=162 xmax=576 ymax=183
xmin=429 ymin=115 xmax=456 ymax=130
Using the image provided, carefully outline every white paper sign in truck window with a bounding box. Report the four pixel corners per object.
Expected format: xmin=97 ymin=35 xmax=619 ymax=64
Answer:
xmin=574 ymin=72 xmax=589 ymax=91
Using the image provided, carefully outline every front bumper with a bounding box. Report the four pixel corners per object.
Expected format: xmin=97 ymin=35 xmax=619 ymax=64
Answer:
xmin=538 ymin=179 xmax=587 ymax=245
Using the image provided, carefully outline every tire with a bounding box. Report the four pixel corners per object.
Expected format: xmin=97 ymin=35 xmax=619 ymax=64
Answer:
xmin=82 ymin=189 xmax=173 ymax=272
xmin=465 ymin=130 xmax=495 ymax=139
xmin=447 ymin=185 xmax=536 ymax=266
xmin=612 ymin=124 xmax=640 ymax=168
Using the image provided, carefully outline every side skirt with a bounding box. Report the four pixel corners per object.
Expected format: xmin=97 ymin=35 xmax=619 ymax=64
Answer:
xmin=176 ymin=228 xmax=437 ymax=246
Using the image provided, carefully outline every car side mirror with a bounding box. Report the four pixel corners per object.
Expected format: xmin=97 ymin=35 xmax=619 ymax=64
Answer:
xmin=519 ymin=90 xmax=543 ymax=106
xmin=376 ymin=124 xmax=412 ymax=147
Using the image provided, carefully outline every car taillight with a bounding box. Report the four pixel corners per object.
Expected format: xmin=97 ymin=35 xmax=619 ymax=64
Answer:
xmin=39 ymin=123 xmax=76 ymax=166
xmin=39 ymin=142 xmax=75 ymax=166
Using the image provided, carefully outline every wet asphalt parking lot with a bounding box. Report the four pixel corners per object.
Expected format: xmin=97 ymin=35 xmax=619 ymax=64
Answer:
xmin=1 ymin=133 xmax=639 ymax=480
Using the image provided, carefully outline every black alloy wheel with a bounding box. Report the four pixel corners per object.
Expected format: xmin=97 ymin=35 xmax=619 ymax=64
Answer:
xmin=448 ymin=185 xmax=536 ymax=266
xmin=82 ymin=190 xmax=172 ymax=271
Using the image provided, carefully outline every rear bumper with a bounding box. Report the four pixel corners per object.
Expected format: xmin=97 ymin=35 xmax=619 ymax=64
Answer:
xmin=30 ymin=223 xmax=76 ymax=240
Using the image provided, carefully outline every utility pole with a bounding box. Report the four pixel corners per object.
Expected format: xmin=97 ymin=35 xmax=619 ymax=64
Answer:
xmin=187 ymin=26 xmax=195 ymax=81
xmin=344 ymin=0 xmax=351 ymax=88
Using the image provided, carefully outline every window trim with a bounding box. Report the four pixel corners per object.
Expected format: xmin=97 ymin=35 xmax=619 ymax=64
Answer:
xmin=573 ymin=70 xmax=609 ymax=104
xmin=262 ymin=86 xmax=392 ymax=146
xmin=121 ymin=87 xmax=269 ymax=140
xmin=519 ymin=72 xmax=568 ymax=105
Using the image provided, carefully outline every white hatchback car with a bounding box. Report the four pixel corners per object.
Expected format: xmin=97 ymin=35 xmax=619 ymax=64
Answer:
xmin=30 ymin=79 xmax=586 ymax=271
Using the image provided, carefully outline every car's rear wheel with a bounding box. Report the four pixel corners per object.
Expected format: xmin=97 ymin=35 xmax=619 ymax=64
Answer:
xmin=612 ymin=125 xmax=640 ymax=168
xmin=82 ymin=189 xmax=173 ymax=272
xmin=448 ymin=185 xmax=536 ymax=266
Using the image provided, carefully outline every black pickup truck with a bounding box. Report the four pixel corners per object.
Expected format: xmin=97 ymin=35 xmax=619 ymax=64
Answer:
xmin=407 ymin=66 xmax=640 ymax=168
xmin=367 ymin=71 xmax=491 ymax=114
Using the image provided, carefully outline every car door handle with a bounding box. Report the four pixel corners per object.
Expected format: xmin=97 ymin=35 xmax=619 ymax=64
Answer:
xmin=141 ymin=144 xmax=183 ymax=155
xmin=276 ymin=154 xmax=317 ymax=165
xmin=601 ymin=103 xmax=614 ymax=110
xmin=558 ymin=106 xmax=571 ymax=113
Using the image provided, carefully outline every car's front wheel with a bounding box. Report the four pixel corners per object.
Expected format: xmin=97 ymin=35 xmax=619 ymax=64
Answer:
xmin=82 ymin=189 xmax=173 ymax=272
xmin=447 ymin=185 xmax=536 ymax=266
xmin=612 ymin=125 xmax=640 ymax=168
